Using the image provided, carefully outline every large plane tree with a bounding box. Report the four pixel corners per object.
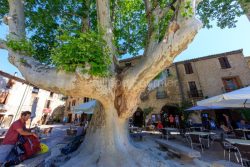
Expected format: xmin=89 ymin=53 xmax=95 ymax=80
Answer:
xmin=0 ymin=0 xmax=245 ymax=166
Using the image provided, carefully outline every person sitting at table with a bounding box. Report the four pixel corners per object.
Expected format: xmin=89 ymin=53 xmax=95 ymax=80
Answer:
xmin=223 ymin=114 xmax=233 ymax=131
xmin=237 ymin=119 xmax=247 ymax=129
xmin=209 ymin=118 xmax=217 ymax=130
xmin=156 ymin=121 xmax=163 ymax=130
xmin=220 ymin=122 xmax=232 ymax=133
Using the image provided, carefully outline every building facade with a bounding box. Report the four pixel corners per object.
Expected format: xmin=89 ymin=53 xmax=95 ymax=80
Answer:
xmin=63 ymin=97 xmax=92 ymax=123
xmin=120 ymin=49 xmax=250 ymax=126
xmin=61 ymin=49 xmax=250 ymax=126
xmin=175 ymin=49 xmax=250 ymax=103
xmin=0 ymin=71 xmax=65 ymax=127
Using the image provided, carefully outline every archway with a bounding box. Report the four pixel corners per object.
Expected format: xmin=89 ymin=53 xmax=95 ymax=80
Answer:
xmin=161 ymin=105 xmax=179 ymax=127
xmin=132 ymin=108 xmax=144 ymax=127
xmin=51 ymin=105 xmax=65 ymax=123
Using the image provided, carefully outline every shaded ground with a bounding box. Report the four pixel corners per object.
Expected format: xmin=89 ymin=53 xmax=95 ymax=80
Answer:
xmin=4 ymin=125 xmax=241 ymax=167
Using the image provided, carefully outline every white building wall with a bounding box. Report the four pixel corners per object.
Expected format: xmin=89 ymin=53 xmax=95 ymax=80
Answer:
xmin=0 ymin=74 xmax=65 ymax=127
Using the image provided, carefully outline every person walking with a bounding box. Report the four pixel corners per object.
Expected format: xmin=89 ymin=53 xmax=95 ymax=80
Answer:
xmin=0 ymin=111 xmax=38 ymax=165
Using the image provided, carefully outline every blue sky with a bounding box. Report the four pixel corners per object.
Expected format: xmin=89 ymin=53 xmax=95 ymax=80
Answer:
xmin=0 ymin=15 xmax=250 ymax=77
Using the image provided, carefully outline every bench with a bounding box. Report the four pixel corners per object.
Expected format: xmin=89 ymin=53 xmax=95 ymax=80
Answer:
xmin=155 ymin=139 xmax=201 ymax=159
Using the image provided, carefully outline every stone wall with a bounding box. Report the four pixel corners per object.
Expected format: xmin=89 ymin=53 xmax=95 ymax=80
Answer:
xmin=176 ymin=50 xmax=250 ymax=103
xmin=138 ymin=65 xmax=182 ymax=116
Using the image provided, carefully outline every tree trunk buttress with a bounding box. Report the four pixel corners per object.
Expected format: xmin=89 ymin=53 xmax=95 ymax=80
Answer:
xmin=62 ymin=101 xmax=148 ymax=167
xmin=62 ymin=101 xmax=164 ymax=167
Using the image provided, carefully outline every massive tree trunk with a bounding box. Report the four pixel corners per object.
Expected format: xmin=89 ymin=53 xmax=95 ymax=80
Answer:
xmin=2 ymin=0 xmax=203 ymax=166
xmin=62 ymin=101 xmax=162 ymax=167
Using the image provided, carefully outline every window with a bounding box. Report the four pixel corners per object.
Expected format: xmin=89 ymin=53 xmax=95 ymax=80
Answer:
xmin=188 ymin=81 xmax=197 ymax=91
xmin=32 ymin=87 xmax=39 ymax=94
xmin=83 ymin=97 xmax=89 ymax=103
xmin=219 ymin=57 xmax=231 ymax=69
xmin=72 ymin=100 xmax=76 ymax=106
xmin=184 ymin=63 xmax=193 ymax=74
xmin=6 ymin=79 xmax=15 ymax=89
xmin=222 ymin=77 xmax=241 ymax=92
xmin=166 ymin=69 xmax=170 ymax=76
xmin=45 ymin=100 xmax=51 ymax=108
xmin=49 ymin=92 xmax=54 ymax=98
xmin=67 ymin=102 xmax=71 ymax=111
xmin=0 ymin=91 xmax=8 ymax=104
xmin=31 ymin=97 xmax=39 ymax=106
xmin=188 ymin=81 xmax=203 ymax=98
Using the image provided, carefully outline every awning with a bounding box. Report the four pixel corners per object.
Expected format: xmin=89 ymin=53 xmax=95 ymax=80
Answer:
xmin=197 ymin=86 xmax=250 ymax=108
xmin=185 ymin=105 xmax=226 ymax=111
xmin=73 ymin=100 xmax=96 ymax=115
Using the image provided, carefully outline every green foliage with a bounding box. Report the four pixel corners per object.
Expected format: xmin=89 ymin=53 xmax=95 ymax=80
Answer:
xmin=19 ymin=58 xmax=28 ymax=64
xmin=0 ymin=0 xmax=248 ymax=76
xmin=51 ymin=30 xmax=111 ymax=77
xmin=197 ymin=0 xmax=244 ymax=28
xmin=239 ymin=109 xmax=250 ymax=121
xmin=0 ymin=0 xmax=8 ymax=24
xmin=157 ymin=7 xmax=174 ymax=42
xmin=181 ymin=0 xmax=194 ymax=18
xmin=112 ymin=0 xmax=147 ymax=56
xmin=6 ymin=38 xmax=35 ymax=56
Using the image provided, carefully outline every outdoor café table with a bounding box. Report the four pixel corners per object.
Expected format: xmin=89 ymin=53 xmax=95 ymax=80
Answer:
xmin=129 ymin=126 xmax=139 ymax=133
xmin=235 ymin=128 xmax=250 ymax=132
xmin=186 ymin=132 xmax=216 ymax=148
xmin=225 ymin=138 xmax=250 ymax=145
xmin=235 ymin=128 xmax=250 ymax=140
xmin=186 ymin=132 xmax=216 ymax=136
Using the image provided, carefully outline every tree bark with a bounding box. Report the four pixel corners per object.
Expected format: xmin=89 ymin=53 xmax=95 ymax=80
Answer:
xmin=4 ymin=1 xmax=203 ymax=166
xmin=62 ymin=101 xmax=165 ymax=167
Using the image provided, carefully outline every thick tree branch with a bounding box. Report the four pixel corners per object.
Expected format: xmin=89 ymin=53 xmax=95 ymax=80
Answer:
xmin=81 ymin=0 xmax=90 ymax=32
xmin=8 ymin=53 xmax=115 ymax=104
xmin=6 ymin=0 xmax=115 ymax=104
xmin=123 ymin=0 xmax=202 ymax=96
xmin=8 ymin=0 xmax=25 ymax=40
xmin=143 ymin=0 xmax=161 ymax=56
xmin=96 ymin=0 xmax=118 ymax=73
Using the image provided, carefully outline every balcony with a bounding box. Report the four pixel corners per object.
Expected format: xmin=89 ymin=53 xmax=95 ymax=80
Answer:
xmin=187 ymin=90 xmax=203 ymax=98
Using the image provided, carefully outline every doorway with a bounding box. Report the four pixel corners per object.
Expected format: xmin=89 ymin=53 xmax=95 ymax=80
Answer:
xmin=132 ymin=108 xmax=144 ymax=127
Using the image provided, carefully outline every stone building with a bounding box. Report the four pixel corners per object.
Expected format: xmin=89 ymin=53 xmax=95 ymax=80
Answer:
xmin=120 ymin=49 xmax=250 ymax=126
xmin=175 ymin=49 xmax=250 ymax=126
xmin=175 ymin=49 xmax=250 ymax=104
xmin=0 ymin=71 xmax=65 ymax=127
xmin=62 ymin=49 xmax=250 ymax=126
xmin=63 ymin=97 xmax=92 ymax=123
xmin=120 ymin=56 xmax=182 ymax=125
